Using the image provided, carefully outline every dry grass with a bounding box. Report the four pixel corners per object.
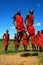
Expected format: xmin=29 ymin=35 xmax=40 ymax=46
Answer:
xmin=0 ymin=53 xmax=42 ymax=65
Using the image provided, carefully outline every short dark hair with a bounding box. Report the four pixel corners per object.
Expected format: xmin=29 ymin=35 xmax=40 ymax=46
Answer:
xmin=6 ymin=30 xmax=9 ymax=32
xmin=29 ymin=10 xmax=34 ymax=15
xmin=17 ymin=10 xmax=21 ymax=15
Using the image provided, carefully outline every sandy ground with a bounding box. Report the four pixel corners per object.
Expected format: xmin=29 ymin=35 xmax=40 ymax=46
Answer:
xmin=0 ymin=53 xmax=42 ymax=65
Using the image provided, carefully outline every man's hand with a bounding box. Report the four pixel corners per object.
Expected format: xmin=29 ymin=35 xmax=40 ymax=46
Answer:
xmin=26 ymin=25 xmax=28 ymax=30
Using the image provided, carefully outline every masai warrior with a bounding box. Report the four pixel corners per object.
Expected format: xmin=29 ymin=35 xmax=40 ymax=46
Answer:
xmin=3 ymin=30 xmax=9 ymax=52
xmin=25 ymin=10 xmax=35 ymax=37
xmin=13 ymin=10 xmax=26 ymax=43
xmin=14 ymin=34 xmax=19 ymax=51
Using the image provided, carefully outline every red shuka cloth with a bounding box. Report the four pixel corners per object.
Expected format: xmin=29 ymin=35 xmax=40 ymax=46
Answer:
xmin=4 ymin=33 xmax=9 ymax=46
xmin=22 ymin=33 xmax=28 ymax=46
xmin=15 ymin=15 xmax=25 ymax=32
xmin=28 ymin=25 xmax=35 ymax=36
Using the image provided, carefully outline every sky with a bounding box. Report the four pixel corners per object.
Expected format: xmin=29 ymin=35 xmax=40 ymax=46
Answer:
xmin=0 ymin=0 xmax=43 ymax=39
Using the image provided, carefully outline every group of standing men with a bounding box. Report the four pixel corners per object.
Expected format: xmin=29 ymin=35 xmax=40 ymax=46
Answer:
xmin=3 ymin=10 xmax=43 ymax=52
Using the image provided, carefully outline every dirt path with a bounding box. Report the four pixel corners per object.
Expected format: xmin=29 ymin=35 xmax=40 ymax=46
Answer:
xmin=0 ymin=53 xmax=42 ymax=65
